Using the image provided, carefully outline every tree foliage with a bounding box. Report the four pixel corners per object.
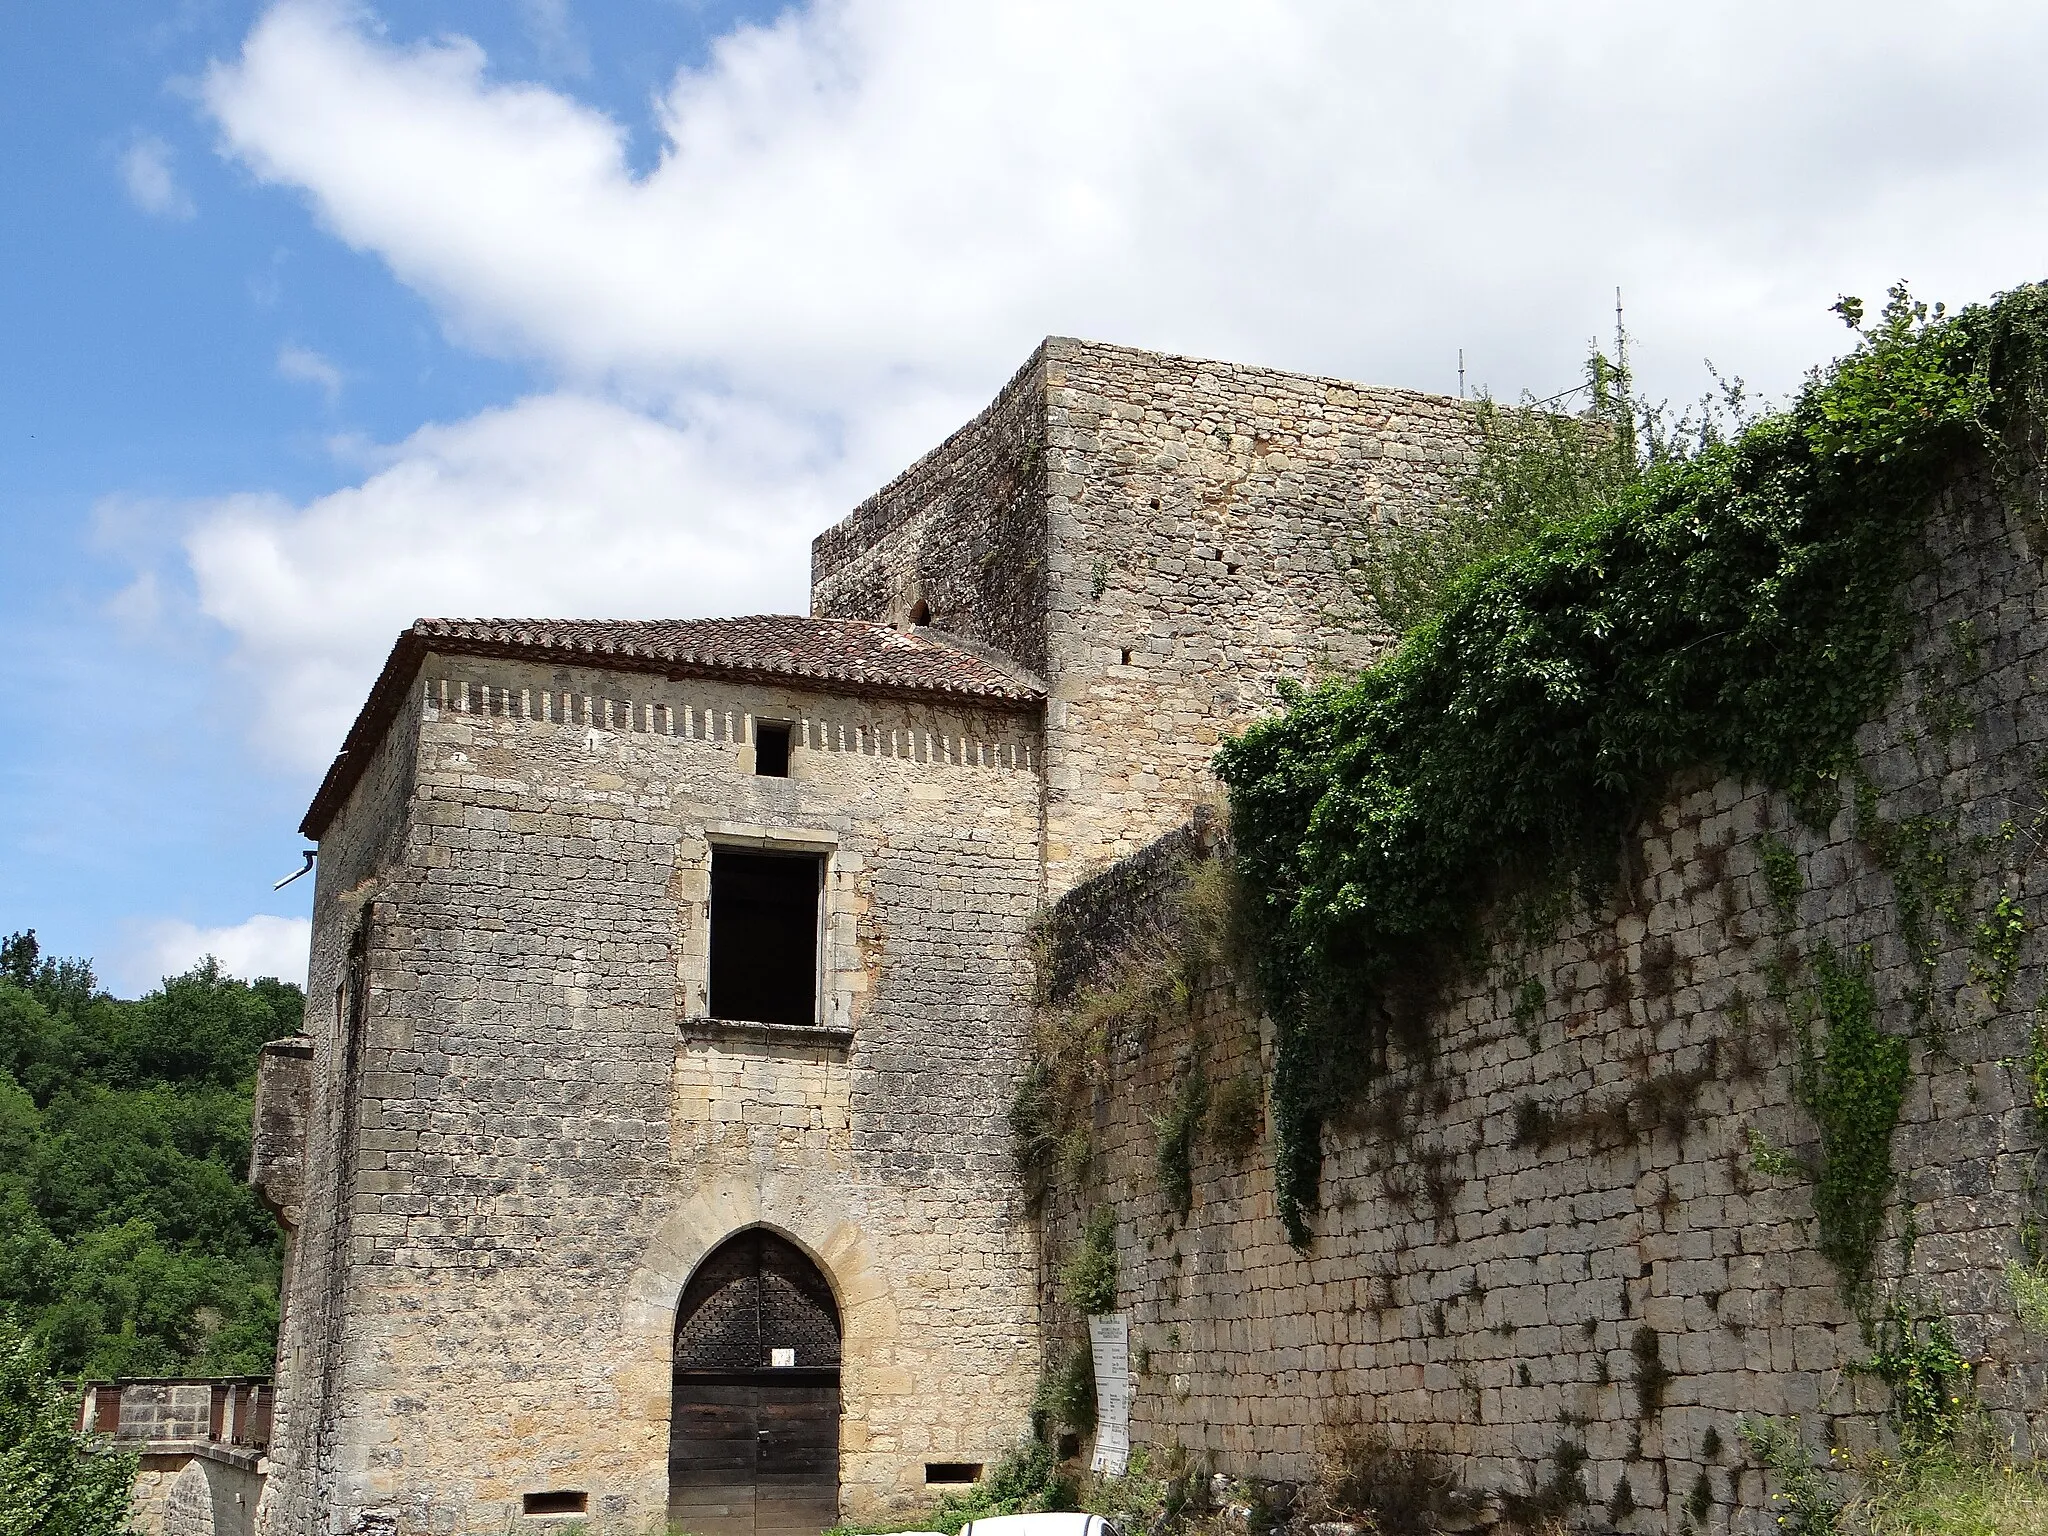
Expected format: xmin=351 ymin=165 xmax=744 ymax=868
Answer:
xmin=0 ymin=1310 xmax=136 ymax=1536
xmin=0 ymin=930 xmax=300 ymax=1378
xmin=1216 ymin=282 xmax=2048 ymax=1244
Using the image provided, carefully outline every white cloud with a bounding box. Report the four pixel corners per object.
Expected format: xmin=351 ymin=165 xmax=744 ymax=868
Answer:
xmin=181 ymin=0 xmax=2048 ymax=771
xmin=202 ymin=0 xmax=2048 ymax=400
xmin=183 ymin=390 xmax=865 ymax=765
xmin=277 ymin=342 xmax=344 ymax=404
xmin=112 ymin=914 xmax=312 ymax=997
xmin=120 ymin=135 xmax=195 ymax=220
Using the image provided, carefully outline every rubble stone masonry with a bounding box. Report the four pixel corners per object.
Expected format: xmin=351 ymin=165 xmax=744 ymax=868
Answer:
xmin=812 ymin=336 xmax=1484 ymax=892
xmin=266 ymin=657 xmax=1045 ymax=1533
xmin=1035 ymin=470 xmax=2048 ymax=1534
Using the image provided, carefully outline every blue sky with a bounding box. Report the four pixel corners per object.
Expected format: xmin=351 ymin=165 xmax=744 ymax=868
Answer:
xmin=1 ymin=0 xmax=782 ymax=991
xmin=7 ymin=0 xmax=2048 ymax=994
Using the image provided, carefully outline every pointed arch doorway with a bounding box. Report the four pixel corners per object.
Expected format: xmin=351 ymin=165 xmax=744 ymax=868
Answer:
xmin=669 ymin=1229 xmax=842 ymax=1536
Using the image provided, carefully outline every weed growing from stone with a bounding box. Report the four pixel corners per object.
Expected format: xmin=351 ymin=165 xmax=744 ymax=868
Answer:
xmin=1863 ymin=1305 xmax=1974 ymax=1452
xmin=1302 ymin=1420 xmax=1483 ymax=1536
xmin=1035 ymin=1345 xmax=1097 ymax=1438
xmin=1760 ymin=833 xmax=1805 ymax=927
xmin=1016 ymin=856 xmax=1236 ymax=1203
xmin=1741 ymin=1415 xmax=1843 ymax=1536
xmin=1206 ymin=1073 xmax=1263 ymax=1162
xmin=1628 ymin=1327 xmax=1670 ymax=1419
xmin=1154 ymin=1059 xmax=1209 ymax=1218
xmin=1062 ymin=1206 xmax=1118 ymax=1316
xmin=2007 ymin=1260 xmax=2048 ymax=1335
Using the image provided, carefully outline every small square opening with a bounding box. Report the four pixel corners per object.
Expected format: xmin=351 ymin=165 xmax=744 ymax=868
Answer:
xmin=754 ymin=721 xmax=791 ymax=777
xmin=710 ymin=848 xmax=824 ymax=1026
xmin=523 ymin=1491 xmax=588 ymax=1517
xmin=926 ymin=1463 xmax=983 ymax=1485
xmin=1056 ymin=1432 xmax=1082 ymax=1460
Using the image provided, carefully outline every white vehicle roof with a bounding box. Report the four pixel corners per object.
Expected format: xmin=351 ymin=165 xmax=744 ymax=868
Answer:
xmin=959 ymin=1515 xmax=1116 ymax=1536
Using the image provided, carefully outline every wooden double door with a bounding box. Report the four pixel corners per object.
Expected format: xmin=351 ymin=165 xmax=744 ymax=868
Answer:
xmin=669 ymin=1230 xmax=842 ymax=1536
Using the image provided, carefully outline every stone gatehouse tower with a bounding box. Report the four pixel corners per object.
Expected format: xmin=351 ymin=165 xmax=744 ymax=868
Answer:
xmin=256 ymin=338 xmax=1480 ymax=1534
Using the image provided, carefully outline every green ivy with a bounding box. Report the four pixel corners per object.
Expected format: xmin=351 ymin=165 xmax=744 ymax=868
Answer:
xmin=1214 ymin=282 xmax=2048 ymax=1245
xmin=1759 ymin=834 xmax=1804 ymax=927
xmin=1790 ymin=945 xmax=1911 ymax=1311
xmin=2023 ymin=1007 xmax=2048 ymax=1135
xmin=1969 ymin=891 xmax=2027 ymax=1006
xmin=1850 ymin=776 xmax=1977 ymax=1023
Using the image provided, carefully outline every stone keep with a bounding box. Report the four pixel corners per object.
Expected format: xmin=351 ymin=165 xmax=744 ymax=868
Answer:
xmin=256 ymin=337 xmax=1478 ymax=1534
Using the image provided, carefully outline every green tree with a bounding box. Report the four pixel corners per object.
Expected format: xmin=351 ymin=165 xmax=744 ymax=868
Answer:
xmin=0 ymin=1311 xmax=135 ymax=1536
xmin=0 ymin=931 xmax=299 ymax=1377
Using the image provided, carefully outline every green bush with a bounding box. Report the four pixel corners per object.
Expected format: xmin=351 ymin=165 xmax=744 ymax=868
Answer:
xmin=1061 ymin=1207 xmax=1118 ymax=1316
xmin=1036 ymin=1344 xmax=1096 ymax=1436
xmin=0 ymin=1311 xmax=136 ymax=1536
xmin=1208 ymin=1074 xmax=1264 ymax=1162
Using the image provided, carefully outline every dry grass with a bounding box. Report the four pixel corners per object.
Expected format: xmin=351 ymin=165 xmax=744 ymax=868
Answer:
xmin=1301 ymin=1422 xmax=1485 ymax=1536
xmin=1851 ymin=1455 xmax=2048 ymax=1536
xmin=1015 ymin=855 xmax=1241 ymax=1198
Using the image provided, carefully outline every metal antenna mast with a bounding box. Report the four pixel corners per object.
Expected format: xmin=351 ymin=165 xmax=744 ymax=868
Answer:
xmin=1458 ymin=348 xmax=1465 ymax=399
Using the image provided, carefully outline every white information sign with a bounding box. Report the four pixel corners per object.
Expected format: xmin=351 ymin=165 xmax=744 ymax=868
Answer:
xmin=1087 ymin=1313 xmax=1131 ymax=1476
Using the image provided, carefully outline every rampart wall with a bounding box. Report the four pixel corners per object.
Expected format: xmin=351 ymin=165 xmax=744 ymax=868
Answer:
xmin=1035 ymin=475 xmax=2048 ymax=1533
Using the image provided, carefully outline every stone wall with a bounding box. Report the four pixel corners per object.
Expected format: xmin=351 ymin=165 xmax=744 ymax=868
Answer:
xmin=250 ymin=1037 xmax=313 ymax=1228
xmin=131 ymin=1450 xmax=264 ymax=1536
xmin=270 ymin=652 xmax=1047 ymax=1533
xmin=811 ymin=346 xmax=1052 ymax=674
xmin=812 ymin=336 xmax=1485 ymax=896
xmin=1035 ymin=477 xmax=2048 ymax=1532
xmin=91 ymin=1378 xmax=272 ymax=1536
xmin=263 ymin=684 xmax=421 ymax=1536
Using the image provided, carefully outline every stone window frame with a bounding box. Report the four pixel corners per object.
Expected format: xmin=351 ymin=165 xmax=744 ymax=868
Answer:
xmin=682 ymin=822 xmax=859 ymax=1036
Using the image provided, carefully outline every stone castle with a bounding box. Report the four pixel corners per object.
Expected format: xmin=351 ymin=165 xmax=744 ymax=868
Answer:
xmin=248 ymin=338 xmax=1483 ymax=1535
xmin=154 ymin=333 xmax=2043 ymax=1536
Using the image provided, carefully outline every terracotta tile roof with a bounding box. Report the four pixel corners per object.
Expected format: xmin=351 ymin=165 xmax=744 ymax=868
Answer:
xmin=300 ymin=615 xmax=1042 ymax=839
xmin=410 ymin=615 xmax=1042 ymax=700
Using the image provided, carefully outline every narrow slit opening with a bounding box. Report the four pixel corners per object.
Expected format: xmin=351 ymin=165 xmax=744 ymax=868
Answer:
xmin=522 ymin=1491 xmax=587 ymax=1517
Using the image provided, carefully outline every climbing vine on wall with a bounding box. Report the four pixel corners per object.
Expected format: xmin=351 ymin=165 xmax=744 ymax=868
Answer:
xmin=1216 ymin=282 xmax=2048 ymax=1245
xmin=1786 ymin=944 xmax=1911 ymax=1313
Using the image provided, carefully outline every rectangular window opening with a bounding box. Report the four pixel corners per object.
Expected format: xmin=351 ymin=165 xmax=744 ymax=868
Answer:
xmin=523 ymin=1491 xmax=588 ymax=1517
xmin=926 ymin=1463 xmax=983 ymax=1486
xmin=709 ymin=847 xmax=823 ymax=1026
xmin=754 ymin=720 xmax=792 ymax=777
